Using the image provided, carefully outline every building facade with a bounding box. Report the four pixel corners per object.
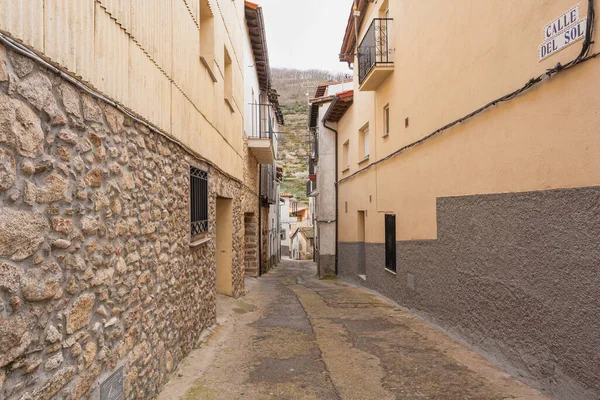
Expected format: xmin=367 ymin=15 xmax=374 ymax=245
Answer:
xmin=243 ymin=1 xmax=283 ymax=277
xmin=290 ymin=227 xmax=314 ymax=261
xmin=279 ymin=193 xmax=296 ymax=257
xmin=334 ymin=0 xmax=600 ymax=399
xmin=0 ymin=1 xmax=278 ymax=399
xmin=308 ymin=80 xmax=353 ymax=277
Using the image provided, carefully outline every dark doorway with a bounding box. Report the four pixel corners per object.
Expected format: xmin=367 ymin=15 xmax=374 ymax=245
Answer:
xmin=385 ymin=214 xmax=396 ymax=273
xmin=357 ymin=210 xmax=366 ymax=279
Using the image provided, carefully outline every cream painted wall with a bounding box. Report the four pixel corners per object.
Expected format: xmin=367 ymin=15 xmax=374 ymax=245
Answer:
xmin=338 ymin=0 xmax=600 ymax=242
xmin=0 ymin=0 xmax=245 ymax=179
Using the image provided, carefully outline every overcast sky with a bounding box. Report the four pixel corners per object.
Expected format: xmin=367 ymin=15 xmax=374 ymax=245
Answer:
xmin=255 ymin=0 xmax=353 ymax=73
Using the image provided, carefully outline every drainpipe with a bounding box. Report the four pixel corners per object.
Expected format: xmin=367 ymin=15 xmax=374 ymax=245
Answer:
xmin=323 ymin=122 xmax=339 ymax=276
xmin=258 ymin=166 xmax=262 ymax=276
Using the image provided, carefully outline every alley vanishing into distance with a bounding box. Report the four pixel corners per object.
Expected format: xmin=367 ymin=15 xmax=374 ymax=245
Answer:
xmin=158 ymin=260 xmax=546 ymax=400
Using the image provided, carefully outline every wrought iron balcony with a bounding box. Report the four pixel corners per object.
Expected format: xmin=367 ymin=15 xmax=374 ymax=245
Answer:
xmin=260 ymin=164 xmax=277 ymax=205
xmin=357 ymin=18 xmax=393 ymax=91
xmin=248 ymin=103 xmax=276 ymax=164
xmin=308 ymin=156 xmax=315 ymax=176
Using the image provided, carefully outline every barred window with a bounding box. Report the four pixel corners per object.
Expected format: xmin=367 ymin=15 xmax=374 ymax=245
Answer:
xmin=190 ymin=166 xmax=209 ymax=237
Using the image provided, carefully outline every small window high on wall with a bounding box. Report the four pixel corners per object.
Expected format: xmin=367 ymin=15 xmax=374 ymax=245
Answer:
xmin=383 ymin=104 xmax=390 ymax=136
xmin=224 ymin=47 xmax=234 ymax=111
xmin=342 ymin=140 xmax=350 ymax=170
xmin=359 ymin=123 xmax=369 ymax=160
xmin=200 ymin=0 xmax=216 ymax=81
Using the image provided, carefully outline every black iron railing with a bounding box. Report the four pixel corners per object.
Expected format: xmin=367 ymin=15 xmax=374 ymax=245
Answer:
xmin=190 ymin=166 xmax=209 ymax=236
xmin=311 ymin=133 xmax=319 ymax=159
xmin=358 ymin=18 xmax=393 ymax=85
xmin=260 ymin=164 xmax=276 ymax=205
xmin=290 ymin=201 xmax=298 ymax=217
xmin=249 ymin=103 xmax=275 ymax=139
xmin=308 ymin=157 xmax=315 ymax=175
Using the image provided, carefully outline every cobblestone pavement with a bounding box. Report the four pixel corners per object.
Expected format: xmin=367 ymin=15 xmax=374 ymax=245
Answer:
xmin=157 ymin=259 xmax=547 ymax=400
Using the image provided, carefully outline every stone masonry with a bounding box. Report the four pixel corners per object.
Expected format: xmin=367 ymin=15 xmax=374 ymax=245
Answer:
xmin=0 ymin=45 xmax=244 ymax=399
xmin=241 ymin=137 xmax=260 ymax=277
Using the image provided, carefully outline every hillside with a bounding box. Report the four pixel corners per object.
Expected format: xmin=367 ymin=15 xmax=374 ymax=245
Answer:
xmin=273 ymin=68 xmax=350 ymax=204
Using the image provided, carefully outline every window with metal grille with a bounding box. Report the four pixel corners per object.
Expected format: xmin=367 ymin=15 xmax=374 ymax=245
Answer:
xmin=384 ymin=214 xmax=396 ymax=272
xmin=190 ymin=166 xmax=209 ymax=237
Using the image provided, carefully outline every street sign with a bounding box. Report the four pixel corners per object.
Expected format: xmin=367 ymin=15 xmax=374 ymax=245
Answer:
xmin=539 ymin=5 xmax=587 ymax=61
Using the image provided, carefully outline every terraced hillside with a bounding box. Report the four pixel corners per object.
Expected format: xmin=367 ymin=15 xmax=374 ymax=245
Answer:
xmin=273 ymin=68 xmax=349 ymax=205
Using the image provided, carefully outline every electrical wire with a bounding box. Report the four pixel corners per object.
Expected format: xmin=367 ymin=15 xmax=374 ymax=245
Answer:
xmin=338 ymin=0 xmax=598 ymax=186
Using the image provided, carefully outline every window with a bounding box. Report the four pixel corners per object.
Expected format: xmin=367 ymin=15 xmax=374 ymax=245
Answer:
xmin=200 ymin=0 xmax=216 ymax=82
xmin=224 ymin=47 xmax=233 ymax=111
xmin=384 ymin=214 xmax=396 ymax=272
xmin=342 ymin=140 xmax=350 ymax=170
xmin=359 ymin=123 xmax=369 ymax=161
xmin=383 ymin=104 xmax=390 ymax=136
xmin=190 ymin=166 xmax=209 ymax=238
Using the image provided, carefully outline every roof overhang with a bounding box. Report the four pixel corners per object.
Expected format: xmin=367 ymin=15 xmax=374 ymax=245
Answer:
xmin=245 ymin=1 xmax=271 ymax=91
xmin=309 ymin=103 xmax=320 ymax=130
xmin=323 ymin=90 xmax=354 ymax=123
xmin=339 ymin=0 xmax=373 ymax=64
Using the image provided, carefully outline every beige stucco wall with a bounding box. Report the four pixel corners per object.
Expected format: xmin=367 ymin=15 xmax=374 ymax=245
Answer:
xmin=0 ymin=0 xmax=244 ymax=179
xmin=338 ymin=0 xmax=600 ymax=243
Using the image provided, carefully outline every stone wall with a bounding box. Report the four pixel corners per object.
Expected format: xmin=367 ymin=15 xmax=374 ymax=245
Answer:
xmin=0 ymin=46 xmax=244 ymax=399
xmin=241 ymin=137 xmax=259 ymax=277
xmin=338 ymin=186 xmax=600 ymax=400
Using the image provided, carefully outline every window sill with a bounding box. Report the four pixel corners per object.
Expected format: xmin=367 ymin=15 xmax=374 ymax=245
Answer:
xmin=342 ymin=166 xmax=350 ymax=173
xmin=358 ymin=156 xmax=370 ymax=165
xmin=382 ymin=133 xmax=389 ymax=138
xmin=358 ymin=274 xmax=366 ymax=281
xmin=224 ymin=98 xmax=235 ymax=113
xmin=190 ymin=237 xmax=212 ymax=248
xmin=384 ymin=268 xmax=397 ymax=276
xmin=200 ymin=56 xmax=218 ymax=83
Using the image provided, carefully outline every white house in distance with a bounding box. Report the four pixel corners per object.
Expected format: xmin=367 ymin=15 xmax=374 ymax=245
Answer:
xmin=279 ymin=193 xmax=297 ymax=257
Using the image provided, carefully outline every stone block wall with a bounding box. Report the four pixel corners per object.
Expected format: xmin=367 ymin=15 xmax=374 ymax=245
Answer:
xmin=241 ymin=137 xmax=259 ymax=277
xmin=0 ymin=46 xmax=244 ymax=399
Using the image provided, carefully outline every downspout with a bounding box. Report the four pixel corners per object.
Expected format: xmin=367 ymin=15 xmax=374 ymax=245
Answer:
xmin=323 ymin=122 xmax=339 ymax=276
xmin=258 ymin=166 xmax=262 ymax=276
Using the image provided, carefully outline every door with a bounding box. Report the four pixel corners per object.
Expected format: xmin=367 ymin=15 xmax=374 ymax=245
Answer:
xmin=216 ymin=197 xmax=233 ymax=296
xmin=384 ymin=214 xmax=396 ymax=272
xmin=357 ymin=210 xmax=366 ymax=278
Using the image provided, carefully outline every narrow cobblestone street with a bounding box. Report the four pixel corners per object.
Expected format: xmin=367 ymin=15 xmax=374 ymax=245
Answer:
xmin=158 ymin=259 xmax=546 ymax=400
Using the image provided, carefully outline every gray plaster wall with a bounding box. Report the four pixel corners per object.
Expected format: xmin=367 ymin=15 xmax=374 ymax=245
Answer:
xmin=314 ymin=91 xmax=339 ymax=278
xmin=338 ymin=186 xmax=600 ymax=400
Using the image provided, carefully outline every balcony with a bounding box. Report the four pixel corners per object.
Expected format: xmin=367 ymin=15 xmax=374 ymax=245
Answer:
xmin=248 ymin=103 xmax=276 ymax=164
xmin=306 ymin=179 xmax=317 ymax=197
xmin=358 ymin=18 xmax=393 ymax=91
xmin=260 ymin=164 xmax=277 ymax=205
xmin=308 ymin=157 xmax=316 ymax=182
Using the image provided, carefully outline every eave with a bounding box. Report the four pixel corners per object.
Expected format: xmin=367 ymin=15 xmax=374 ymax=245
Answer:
xmin=339 ymin=0 xmax=373 ymax=64
xmin=245 ymin=1 xmax=271 ymax=91
xmin=323 ymin=90 xmax=354 ymax=123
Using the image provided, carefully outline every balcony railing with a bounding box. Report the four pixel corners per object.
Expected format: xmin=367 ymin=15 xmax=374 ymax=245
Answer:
xmin=249 ymin=103 xmax=275 ymax=139
xmin=358 ymin=18 xmax=393 ymax=85
xmin=260 ymin=164 xmax=277 ymax=205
